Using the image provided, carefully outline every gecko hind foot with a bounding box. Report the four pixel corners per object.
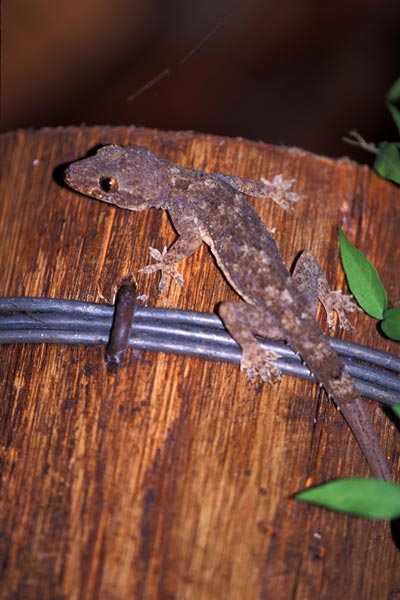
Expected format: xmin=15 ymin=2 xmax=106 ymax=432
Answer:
xmin=139 ymin=246 xmax=185 ymax=292
xmin=293 ymin=251 xmax=359 ymax=332
xmin=320 ymin=289 xmax=359 ymax=332
xmin=241 ymin=345 xmax=281 ymax=383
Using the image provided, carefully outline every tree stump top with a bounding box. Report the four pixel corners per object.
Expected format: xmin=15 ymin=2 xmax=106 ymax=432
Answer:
xmin=1 ymin=126 xmax=399 ymax=599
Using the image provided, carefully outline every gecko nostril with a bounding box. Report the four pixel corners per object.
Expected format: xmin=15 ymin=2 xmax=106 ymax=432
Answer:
xmin=99 ymin=176 xmax=119 ymax=193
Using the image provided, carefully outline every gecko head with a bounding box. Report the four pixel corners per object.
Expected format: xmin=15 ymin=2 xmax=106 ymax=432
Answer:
xmin=64 ymin=145 xmax=170 ymax=210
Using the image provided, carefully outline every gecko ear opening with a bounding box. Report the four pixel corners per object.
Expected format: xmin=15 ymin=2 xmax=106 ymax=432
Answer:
xmin=99 ymin=176 xmax=119 ymax=193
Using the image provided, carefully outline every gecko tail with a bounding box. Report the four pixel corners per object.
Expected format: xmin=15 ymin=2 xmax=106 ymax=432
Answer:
xmin=340 ymin=399 xmax=392 ymax=481
xmin=290 ymin=331 xmax=392 ymax=480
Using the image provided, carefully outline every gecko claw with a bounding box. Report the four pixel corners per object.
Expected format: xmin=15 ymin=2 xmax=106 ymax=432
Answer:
xmin=260 ymin=174 xmax=302 ymax=211
xmin=240 ymin=347 xmax=281 ymax=383
xmin=139 ymin=246 xmax=185 ymax=292
xmin=320 ymin=290 xmax=359 ymax=332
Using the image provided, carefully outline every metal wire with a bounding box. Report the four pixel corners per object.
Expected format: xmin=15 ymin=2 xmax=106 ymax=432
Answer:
xmin=1 ymin=297 xmax=399 ymax=406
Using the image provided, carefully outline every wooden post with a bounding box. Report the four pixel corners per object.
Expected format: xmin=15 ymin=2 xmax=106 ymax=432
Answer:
xmin=1 ymin=127 xmax=399 ymax=599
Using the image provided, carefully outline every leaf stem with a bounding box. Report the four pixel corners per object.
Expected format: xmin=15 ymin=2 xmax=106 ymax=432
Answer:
xmin=342 ymin=130 xmax=379 ymax=155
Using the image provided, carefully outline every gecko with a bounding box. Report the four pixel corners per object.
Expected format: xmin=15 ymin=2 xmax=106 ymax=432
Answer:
xmin=64 ymin=144 xmax=391 ymax=480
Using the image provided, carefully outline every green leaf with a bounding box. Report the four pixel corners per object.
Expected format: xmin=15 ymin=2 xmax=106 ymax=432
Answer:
xmin=339 ymin=229 xmax=388 ymax=318
xmin=381 ymin=307 xmax=400 ymax=341
xmin=386 ymin=102 xmax=400 ymax=134
xmin=296 ymin=478 xmax=400 ymax=519
xmin=386 ymin=77 xmax=400 ymax=103
xmin=374 ymin=142 xmax=400 ymax=184
xmin=392 ymin=404 xmax=400 ymax=417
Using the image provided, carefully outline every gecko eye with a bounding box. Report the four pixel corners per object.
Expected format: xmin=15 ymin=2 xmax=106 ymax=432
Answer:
xmin=99 ymin=176 xmax=119 ymax=193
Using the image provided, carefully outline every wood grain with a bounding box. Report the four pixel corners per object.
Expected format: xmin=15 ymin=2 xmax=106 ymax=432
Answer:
xmin=0 ymin=127 xmax=399 ymax=599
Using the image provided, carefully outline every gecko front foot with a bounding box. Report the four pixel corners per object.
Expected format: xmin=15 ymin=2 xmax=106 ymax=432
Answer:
xmin=260 ymin=175 xmax=301 ymax=210
xmin=241 ymin=344 xmax=281 ymax=383
xmin=139 ymin=246 xmax=185 ymax=292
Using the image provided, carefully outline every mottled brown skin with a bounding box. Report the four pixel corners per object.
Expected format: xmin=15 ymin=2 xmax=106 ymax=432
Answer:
xmin=64 ymin=145 xmax=391 ymax=480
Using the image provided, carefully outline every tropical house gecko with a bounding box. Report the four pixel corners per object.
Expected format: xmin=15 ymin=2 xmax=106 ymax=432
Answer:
xmin=64 ymin=144 xmax=391 ymax=480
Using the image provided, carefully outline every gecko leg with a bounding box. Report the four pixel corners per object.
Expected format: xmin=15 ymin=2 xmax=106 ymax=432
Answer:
xmin=215 ymin=174 xmax=301 ymax=210
xmin=219 ymin=302 xmax=284 ymax=382
xmin=293 ymin=251 xmax=359 ymax=332
xmin=139 ymin=208 xmax=203 ymax=292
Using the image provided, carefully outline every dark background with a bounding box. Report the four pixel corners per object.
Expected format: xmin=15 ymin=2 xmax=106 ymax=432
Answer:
xmin=2 ymin=0 xmax=399 ymax=159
